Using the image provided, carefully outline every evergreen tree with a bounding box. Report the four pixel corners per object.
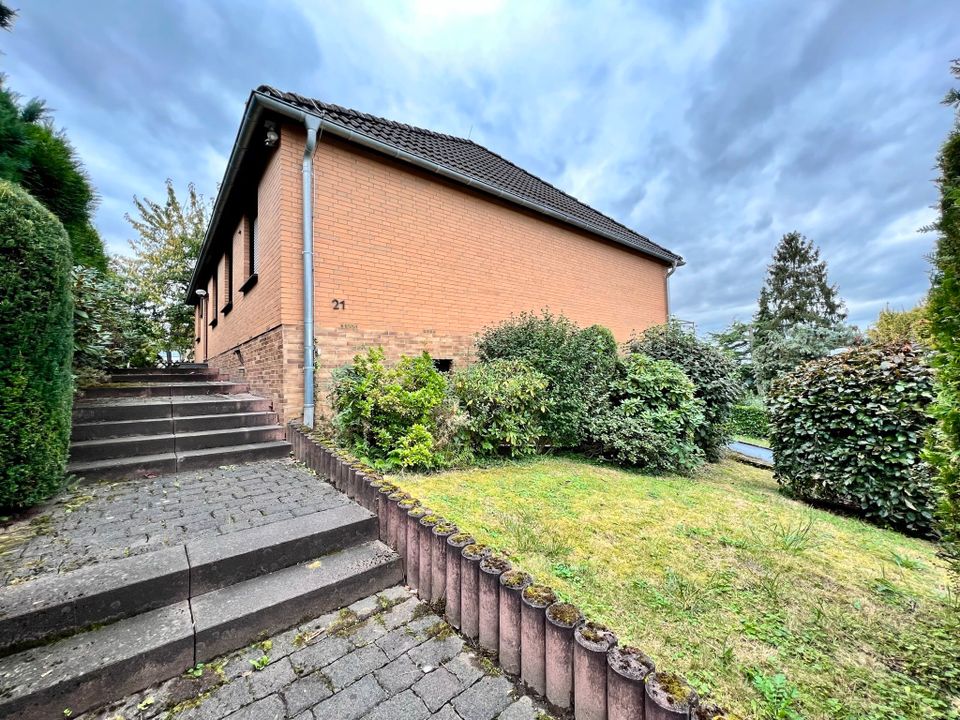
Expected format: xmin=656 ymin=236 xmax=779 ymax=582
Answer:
xmin=0 ymin=2 xmax=16 ymax=31
xmin=117 ymin=180 xmax=209 ymax=364
xmin=0 ymin=79 xmax=107 ymax=270
xmin=926 ymin=59 xmax=960 ymax=584
xmin=752 ymin=232 xmax=851 ymax=390
xmin=711 ymin=320 xmax=756 ymax=390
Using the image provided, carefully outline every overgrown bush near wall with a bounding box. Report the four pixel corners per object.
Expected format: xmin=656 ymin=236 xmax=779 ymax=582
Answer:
xmin=73 ymin=266 xmax=158 ymax=385
xmin=629 ymin=320 xmax=742 ymax=462
xmin=729 ymin=403 xmax=769 ymax=439
xmin=0 ymin=181 xmax=74 ymax=510
xmin=586 ymin=353 xmax=704 ymax=473
xmin=450 ymin=359 xmax=548 ymax=457
xmin=475 ymin=312 xmax=618 ymax=448
xmin=331 ymin=347 xmax=455 ymax=470
xmin=768 ymin=344 xmax=939 ymax=534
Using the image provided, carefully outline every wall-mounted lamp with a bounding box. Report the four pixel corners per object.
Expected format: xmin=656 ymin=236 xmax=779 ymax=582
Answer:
xmin=264 ymin=121 xmax=279 ymax=148
xmin=195 ymin=289 xmax=207 ymax=298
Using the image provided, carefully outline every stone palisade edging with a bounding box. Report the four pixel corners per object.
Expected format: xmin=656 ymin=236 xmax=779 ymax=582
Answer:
xmin=288 ymin=424 xmax=734 ymax=720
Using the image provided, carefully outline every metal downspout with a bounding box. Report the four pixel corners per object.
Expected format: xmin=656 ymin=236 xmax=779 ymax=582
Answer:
xmin=665 ymin=258 xmax=680 ymax=319
xmin=302 ymin=116 xmax=321 ymax=427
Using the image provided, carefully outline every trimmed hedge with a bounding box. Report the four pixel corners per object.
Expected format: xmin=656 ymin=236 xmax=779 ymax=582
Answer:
xmin=0 ymin=181 xmax=74 ymax=510
xmin=768 ymin=344 xmax=938 ymax=534
xmin=729 ymin=404 xmax=769 ymax=439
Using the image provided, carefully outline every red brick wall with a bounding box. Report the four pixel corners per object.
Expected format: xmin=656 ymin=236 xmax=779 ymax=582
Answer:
xmin=197 ymin=120 xmax=671 ymax=422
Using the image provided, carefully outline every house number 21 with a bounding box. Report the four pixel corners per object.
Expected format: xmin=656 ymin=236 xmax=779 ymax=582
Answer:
xmin=332 ymin=299 xmax=346 ymax=310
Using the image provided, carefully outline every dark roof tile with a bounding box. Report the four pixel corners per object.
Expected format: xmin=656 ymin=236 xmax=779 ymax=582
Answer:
xmin=257 ymin=85 xmax=679 ymax=264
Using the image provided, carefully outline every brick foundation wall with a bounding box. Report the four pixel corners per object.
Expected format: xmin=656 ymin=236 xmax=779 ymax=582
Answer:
xmin=209 ymin=325 xmax=290 ymax=421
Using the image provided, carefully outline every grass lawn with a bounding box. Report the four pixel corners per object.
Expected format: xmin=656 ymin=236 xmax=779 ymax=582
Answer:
xmin=733 ymin=435 xmax=771 ymax=449
xmin=390 ymin=456 xmax=958 ymax=720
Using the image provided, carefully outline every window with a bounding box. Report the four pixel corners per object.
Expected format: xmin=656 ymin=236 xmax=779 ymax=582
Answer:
xmin=223 ymin=251 xmax=233 ymax=312
xmin=433 ymin=359 xmax=453 ymax=373
xmin=210 ymin=274 xmax=218 ymax=326
xmin=240 ymin=212 xmax=259 ymax=294
xmin=250 ymin=213 xmax=259 ymax=275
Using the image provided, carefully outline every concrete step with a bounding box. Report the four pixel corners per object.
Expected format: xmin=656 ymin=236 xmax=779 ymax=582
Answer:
xmin=81 ymin=381 xmax=248 ymax=399
xmin=69 ymin=433 xmax=175 ymax=462
xmin=66 ymin=441 xmax=291 ymax=481
xmin=176 ymin=440 xmax=291 ymax=472
xmin=0 ymin=541 xmax=400 ymax=719
xmin=175 ymin=425 xmax=285 ymax=452
xmin=0 ymin=603 xmax=195 ymax=720
xmin=106 ymin=370 xmax=220 ymax=383
xmin=193 ymin=540 xmax=402 ymax=661
xmin=68 ymin=426 xmax=284 ymax=462
xmin=72 ymin=395 xmax=271 ymax=423
xmin=71 ymin=417 xmax=174 ymax=441
xmin=174 ymin=411 xmax=278 ymax=433
xmin=67 ymin=451 xmax=178 ymax=480
xmin=71 ymin=412 xmax=278 ymax=441
xmin=0 ymin=506 xmax=378 ymax=655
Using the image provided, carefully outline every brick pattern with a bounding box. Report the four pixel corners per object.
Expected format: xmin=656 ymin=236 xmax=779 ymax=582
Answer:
xmin=196 ymin=119 xmax=671 ymax=423
xmin=78 ymin=586 xmax=543 ymax=720
xmin=0 ymin=460 xmax=347 ymax=586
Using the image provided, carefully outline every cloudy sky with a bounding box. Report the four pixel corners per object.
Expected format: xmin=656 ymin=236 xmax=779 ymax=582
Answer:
xmin=3 ymin=0 xmax=957 ymax=332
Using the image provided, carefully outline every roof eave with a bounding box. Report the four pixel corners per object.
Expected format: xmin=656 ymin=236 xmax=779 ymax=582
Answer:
xmin=187 ymin=91 xmax=683 ymax=301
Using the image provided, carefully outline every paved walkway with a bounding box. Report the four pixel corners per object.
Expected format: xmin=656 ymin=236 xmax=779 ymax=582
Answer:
xmin=1 ymin=460 xmax=346 ymax=585
xmin=76 ymin=585 xmax=547 ymax=720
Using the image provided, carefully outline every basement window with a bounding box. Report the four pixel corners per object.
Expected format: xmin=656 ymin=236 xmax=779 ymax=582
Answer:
xmin=433 ymin=359 xmax=453 ymax=373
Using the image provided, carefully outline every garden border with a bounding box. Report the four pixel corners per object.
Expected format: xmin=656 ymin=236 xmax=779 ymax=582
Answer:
xmin=287 ymin=423 xmax=726 ymax=719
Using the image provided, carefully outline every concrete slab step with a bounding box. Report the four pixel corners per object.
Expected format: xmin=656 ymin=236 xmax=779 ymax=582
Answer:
xmin=106 ymin=370 xmax=220 ymax=383
xmin=0 ymin=507 xmax=377 ymax=655
xmin=70 ymin=412 xmax=278 ymax=441
xmin=193 ymin=540 xmax=402 ymax=661
xmin=0 ymin=548 xmax=189 ymax=655
xmin=68 ymin=426 xmax=284 ymax=462
xmin=69 ymin=433 xmax=176 ymax=462
xmin=0 ymin=602 xmax=194 ymax=720
xmin=176 ymin=441 xmax=291 ymax=472
xmin=71 ymin=416 xmax=174 ymax=441
xmin=67 ymin=451 xmax=178 ymax=481
xmin=82 ymin=381 xmax=248 ymax=399
xmin=66 ymin=441 xmax=291 ymax=481
xmin=175 ymin=425 xmax=285 ymax=452
xmin=187 ymin=503 xmax=379 ymax=594
xmin=72 ymin=395 xmax=271 ymax=423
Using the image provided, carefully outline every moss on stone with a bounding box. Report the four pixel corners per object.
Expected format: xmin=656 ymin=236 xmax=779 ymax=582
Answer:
xmin=434 ymin=522 xmax=457 ymax=535
xmin=480 ymin=555 xmax=511 ymax=573
xmin=463 ymin=543 xmax=490 ymax=559
xmin=522 ymin=584 xmax=557 ymax=607
xmin=546 ymin=602 xmax=582 ymax=626
xmin=448 ymin=532 xmax=474 ymax=545
xmin=421 ymin=514 xmax=442 ymax=525
xmin=500 ymin=570 xmax=532 ymax=589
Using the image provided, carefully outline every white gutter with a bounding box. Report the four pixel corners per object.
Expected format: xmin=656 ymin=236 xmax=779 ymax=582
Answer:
xmin=665 ymin=258 xmax=680 ymax=319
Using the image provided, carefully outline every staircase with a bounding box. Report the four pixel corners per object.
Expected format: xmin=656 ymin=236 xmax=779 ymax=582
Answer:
xmin=69 ymin=365 xmax=290 ymax=481
xmin=0 ymin=457 xmax=402 ymax=718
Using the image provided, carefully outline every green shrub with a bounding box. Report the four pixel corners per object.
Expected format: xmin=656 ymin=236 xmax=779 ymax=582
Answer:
xmin=629 ymin=320 xmax=742 ymax=462
xmin=450 ymin=359 xmax=549 ymax=457
xmin=331 ymin=347 xmax=453 ymax=470
xmin=73 ymin=266 xmax=158 ymax=385
xmin=476 ymin=311 xmax=618 ymax=448
xmin=729 ymin=404 xmax=769 ymax=439
xmin=0 ymin=181 xmax=74 ymax=510
xmin=585 ymin=353 xmax=704 ymax=473
xmin=768 ymin=344 xmax=939 ymax=534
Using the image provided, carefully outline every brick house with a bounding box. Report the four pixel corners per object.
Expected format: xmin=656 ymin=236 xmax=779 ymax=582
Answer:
xmin=187 ymin=86 xmax=683 ymax=425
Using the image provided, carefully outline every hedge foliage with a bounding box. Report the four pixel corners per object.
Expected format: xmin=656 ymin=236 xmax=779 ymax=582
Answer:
xmin=450 ymin=359 xmax=548 ymax=458
xmin=629 ymin=320 xmax=742 ymax=461
xmin=768 ymin=344 xmax=939 ymax=534
xmin=586 ymin=353 xmax=704 ymax=473
xmin=729 ymin=404 xmax=769 ymax=439
xmin=0 ymin=181 xmax=74 ymax=510
xmin=331 ymin=347 xmax=453 ymax=470
xmin=476 ymin=312 xmax=618 ymax=448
